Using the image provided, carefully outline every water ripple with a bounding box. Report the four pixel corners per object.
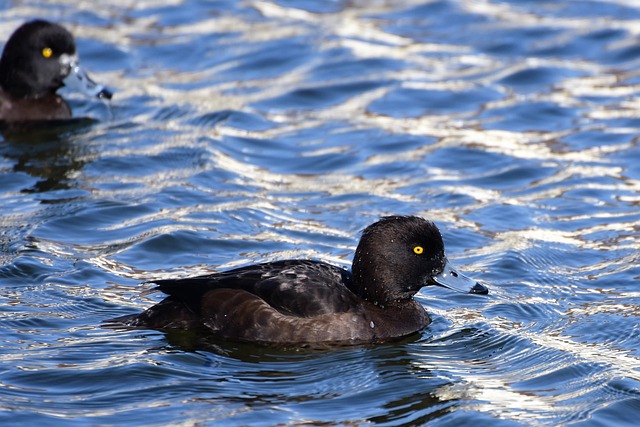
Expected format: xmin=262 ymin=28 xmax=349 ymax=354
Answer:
xmin=1 ymin=1 xmax=640 ymax=426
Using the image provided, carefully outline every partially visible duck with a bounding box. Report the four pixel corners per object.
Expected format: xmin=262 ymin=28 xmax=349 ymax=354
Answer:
xmin=0 ymin=19 xmax=112 ymax=122
xmin=111 ymin=216 xmax=488 ymax=345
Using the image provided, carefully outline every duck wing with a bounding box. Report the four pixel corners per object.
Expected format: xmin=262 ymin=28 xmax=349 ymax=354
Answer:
xmin=152 ymin=259 xmax=359 ymax=318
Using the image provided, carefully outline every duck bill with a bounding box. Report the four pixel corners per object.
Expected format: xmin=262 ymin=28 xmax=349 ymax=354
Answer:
xmin=433 ymin=258 xmax=489 ymax=294
xmin=60 ymin=54 xmax=113 ymax=99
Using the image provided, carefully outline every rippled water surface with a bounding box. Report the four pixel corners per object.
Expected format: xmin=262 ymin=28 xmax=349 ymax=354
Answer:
xmin=1 ymin=1 xmax=639 ymax=426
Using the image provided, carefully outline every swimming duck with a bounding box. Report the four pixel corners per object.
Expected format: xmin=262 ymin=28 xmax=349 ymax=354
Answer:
xmin=112 ymin=216 xmax=488 ymax=344
xmin=0 ymin=19 xmax=111 ymax=122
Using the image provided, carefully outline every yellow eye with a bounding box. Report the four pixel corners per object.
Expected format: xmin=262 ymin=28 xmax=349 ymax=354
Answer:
xmin=413 ymin=246 xmax=424 ymax=255
xmin=42 ymin=47 xmax=53 ymax=58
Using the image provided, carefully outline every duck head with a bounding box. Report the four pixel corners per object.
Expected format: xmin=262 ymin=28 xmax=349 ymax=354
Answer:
xmin=351 ymin=216 xmax=488 ymax=306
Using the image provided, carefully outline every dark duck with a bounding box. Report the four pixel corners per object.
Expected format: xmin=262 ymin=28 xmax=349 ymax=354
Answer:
xmin=0 ymin=19 xmax=112 ymax=122
xmin=111 ymin=216 xmax=488 ymax=345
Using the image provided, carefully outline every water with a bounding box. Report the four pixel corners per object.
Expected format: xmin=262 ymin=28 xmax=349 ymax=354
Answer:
xmin=1 ymin=1 xmax=639 ymax=425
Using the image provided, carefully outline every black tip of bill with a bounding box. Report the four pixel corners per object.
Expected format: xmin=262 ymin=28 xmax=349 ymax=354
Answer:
xmin=469 ymin=282 xmax=489 ymax=295
xmin=96 ymin=88 xmax=113 ymax=100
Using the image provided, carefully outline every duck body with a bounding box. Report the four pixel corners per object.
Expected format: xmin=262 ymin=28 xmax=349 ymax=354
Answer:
xmin=0 ymin=89 xmax=70 ymax=121
xmin=124 ymin=260 xmax=430 ymax=343
xmin=112 ymin=216 xmax=487 ymax=345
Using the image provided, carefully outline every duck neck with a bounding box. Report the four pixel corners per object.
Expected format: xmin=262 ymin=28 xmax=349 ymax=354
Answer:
xmin=350 ymin=248 xmax=408 ymax=308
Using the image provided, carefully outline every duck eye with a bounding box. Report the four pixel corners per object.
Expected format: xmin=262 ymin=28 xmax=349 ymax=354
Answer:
xmin=413 ymin=246 xmax=424 ymax=255
xmin=42 ymin=47 xmax=53 ymax=58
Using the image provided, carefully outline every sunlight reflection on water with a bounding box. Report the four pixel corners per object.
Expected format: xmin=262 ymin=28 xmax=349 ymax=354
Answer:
xmin=0 ymin=1 xmax=639 ymax=426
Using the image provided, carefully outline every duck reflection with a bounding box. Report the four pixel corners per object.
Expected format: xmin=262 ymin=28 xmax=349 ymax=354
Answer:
xmin=150 ymin=328 xmax=465 ymax=426
xmin=1 ymin=118 xmax=98 ymax=195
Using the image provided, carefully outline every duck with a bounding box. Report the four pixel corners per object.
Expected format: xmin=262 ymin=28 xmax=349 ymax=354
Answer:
xmin=0 ymin=19 xmax=112 ymax=122
xmin=111 ymin=216 xmax=488 ymax=345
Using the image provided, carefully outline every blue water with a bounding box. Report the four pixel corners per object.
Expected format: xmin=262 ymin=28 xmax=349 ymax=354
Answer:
xmin=1 ymin=1 xmax=639 ymax=426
